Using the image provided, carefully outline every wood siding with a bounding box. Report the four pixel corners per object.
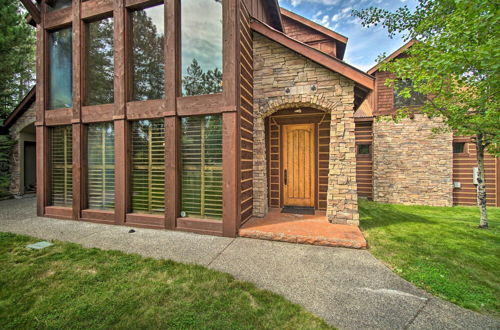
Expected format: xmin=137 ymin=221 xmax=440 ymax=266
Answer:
xmin=239 ymin=2 xmax=253 ymax=223
xmin=355 ymin=121 xmax=373 ymax=199
xmin=453 ymin=138 xmax=499 ymax=206
xmin=281 ymin=16 xmax=337 ymax=58
xmin=374 ymin=71 xmax=396 ymax=116
xmin=267 ymin=110 xmax=328 ymax=210
xmin=242 ymin=0 xmax=272 ymax=26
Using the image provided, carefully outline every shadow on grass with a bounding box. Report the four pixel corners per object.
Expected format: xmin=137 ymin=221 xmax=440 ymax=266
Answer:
xmin=358 ymin=200 xmax=437 ymax=230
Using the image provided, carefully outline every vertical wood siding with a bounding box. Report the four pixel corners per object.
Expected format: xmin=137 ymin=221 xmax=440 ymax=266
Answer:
xmin=242 ymin=0 xmax=272 ymax=26
xmin=281 ymin=16 xmax=337 ymax=58
xmin=374 ymin=71 xmax=396 ymax=116
xmin=355 ymin=121 xmax=373 ymax=199
xmin=239 ymin=2 xmax=254 ymax=223
xmin=453 ymin=138 xmax=499 ymax=206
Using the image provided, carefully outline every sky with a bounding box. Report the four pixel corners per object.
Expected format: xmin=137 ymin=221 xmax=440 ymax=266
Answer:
xmin=278 ymin=0 xmax=418 ymax=72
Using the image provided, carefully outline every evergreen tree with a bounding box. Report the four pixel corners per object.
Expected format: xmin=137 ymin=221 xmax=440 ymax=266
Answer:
xmin=0 ymin=0 xmax=35 ymax=121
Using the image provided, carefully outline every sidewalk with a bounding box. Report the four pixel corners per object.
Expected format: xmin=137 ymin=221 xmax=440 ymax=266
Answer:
xmin=0 ymin=197 xmax=498 ymax=329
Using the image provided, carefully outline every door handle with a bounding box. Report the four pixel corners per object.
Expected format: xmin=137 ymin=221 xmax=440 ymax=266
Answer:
xmin=284 ymin=169 xmax=287 ymax=185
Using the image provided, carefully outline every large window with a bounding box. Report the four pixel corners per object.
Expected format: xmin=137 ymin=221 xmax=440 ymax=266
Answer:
xmin=48 ymin=28 xmax=73 ymax=109
xmin=86 ymin=17 xmax=114 ymax=106
xmin=50 ymin=126 xmax=73 ymax=207
xmin=130 ymin=5 xmax=165 ymax=101
xmin=394 ymin=79 xmax=426 ymax=108
xmin=131 ymin=120 xmax=165 ymax=214
xmin=181 ymin=0 xmax=223 ymax=96
xmin=181 ymin=115 xmax=222 ymax=219
xmin=87 ymin=123 xmax=115 ymax=210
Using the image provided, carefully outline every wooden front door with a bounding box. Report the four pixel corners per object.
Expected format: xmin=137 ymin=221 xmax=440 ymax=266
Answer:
xmin=282 ymin=123 xmax=315 ymax=207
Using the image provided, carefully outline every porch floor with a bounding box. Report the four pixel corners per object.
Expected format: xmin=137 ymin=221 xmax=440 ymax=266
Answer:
xmin=239 ymin=209 xmax=367 ymax=249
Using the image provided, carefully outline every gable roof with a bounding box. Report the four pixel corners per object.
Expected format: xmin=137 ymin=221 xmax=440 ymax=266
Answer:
xmin=266 ymin=0 xmax=284 ymax=31
xmin=280 ymin=8 xmax=348 ymax=44
xmin=1 ymin=87 xmax=36 ymax=134
xmin=367 ymin=40 xmax=416 ymax=75
xmin=251 ymin=19 xmax=374 ymax=90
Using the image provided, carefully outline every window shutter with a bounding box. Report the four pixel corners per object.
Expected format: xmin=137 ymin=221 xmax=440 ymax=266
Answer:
xmin=131 ymin=120 xmax=165 ymax=214
xmin=181 ymin=115 xmax=222 ymax=219
xmin=50 ymin=126 xmax=73 ymax=207
xmin=87 ymin=122 xmax=115 ymax=210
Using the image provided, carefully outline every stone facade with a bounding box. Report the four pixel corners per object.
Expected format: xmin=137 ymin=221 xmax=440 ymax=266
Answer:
xmin=8 ymin=103 xmax=36 ymax=196
xmin=373 ymin=114 xmax=453 ymax=206
xmin=252 ymin=33 xmax=359 ymax=225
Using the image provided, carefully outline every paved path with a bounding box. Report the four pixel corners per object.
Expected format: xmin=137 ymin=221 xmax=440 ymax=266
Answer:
xmin=0 ymin=197 xmax=498 ymax=329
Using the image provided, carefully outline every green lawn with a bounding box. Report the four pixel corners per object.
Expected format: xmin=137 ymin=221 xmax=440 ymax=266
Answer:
xmin=0 ymin=232 xmax=331 ymax=329
xmin=359 ymin=200 xmax=500 ymax=316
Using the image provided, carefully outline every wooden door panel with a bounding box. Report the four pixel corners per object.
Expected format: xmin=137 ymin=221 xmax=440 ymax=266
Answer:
xmin=282 ymin=124 xmax=315 ymax=207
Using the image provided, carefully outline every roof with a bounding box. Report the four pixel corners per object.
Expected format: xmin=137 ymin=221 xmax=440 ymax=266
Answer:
xmin=266 ymin=0 xmax=284 ymax=31
xmin=1 ymin=87 xmax=36 ymax=133
xmin=251 ymin=19 xmax=374 ymax=90
xmin=280 ymin=8 xmax=348 ymax=44
xmin=367 ymin=40 xmax=416 ymax=75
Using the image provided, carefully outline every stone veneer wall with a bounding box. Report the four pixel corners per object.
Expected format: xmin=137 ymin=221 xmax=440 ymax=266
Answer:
xmin=8 ymin=103 xmax=36 ymax=196
xmin=373 ymin=114 xmax=453 ymax=206
xmin=252 ymin=32 xmax=359 ymax=225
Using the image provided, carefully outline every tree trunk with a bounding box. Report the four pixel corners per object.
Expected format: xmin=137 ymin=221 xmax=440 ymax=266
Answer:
xmin=475 ymin=133 xmax=488 ymax=229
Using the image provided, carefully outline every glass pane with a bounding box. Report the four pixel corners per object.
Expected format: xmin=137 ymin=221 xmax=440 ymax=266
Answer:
xmin=131 ymin=120 xmax=165 ymax=214
xmin=86 ymin=18 xmax=114 ymax=106
xmin=181 ymin=0 xmax=223 ymax=96
xmin=130 ymin=5 xmax=165 ymax=101
xmin=50 ymin=126 xmax=73 ymax=207
xmin=453 ymin=142 xmax=465 ymax=154
xmin=358 ymin=144 xmax=370 ymax=155
xmin=48 ymin=28 xmax=73 ymax=109
xmin=181 ymin=115 xmax=222 ymax=220
xmin=48 ymin=0 xmax=72 ymax=12
xmin=87 ymin=122 xmax=115 ymax=210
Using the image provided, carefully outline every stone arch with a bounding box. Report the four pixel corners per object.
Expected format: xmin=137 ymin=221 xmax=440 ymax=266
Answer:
xmin=252 ymin=96 xmax=339 ymax=218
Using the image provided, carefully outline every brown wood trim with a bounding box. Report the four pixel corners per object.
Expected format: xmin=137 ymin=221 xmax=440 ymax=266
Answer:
xmin=3 ymin=88 xmax=36 ymax=129
xmin=19 ymin=0 xmax=41 ymax=24
xmin=176 ymin=94 xmax=226 ymax=116
xmin=222 ymin=112 xmax=240 ymax=237
xmin=36 ymin=126 xmax=48 ymax=216
xmin=222 ymin=0 xmax=239 ymax=109
xmin=176 ymin=217 xmax=223 ymax=236
xmin=165 ymin=0 xmax=178 ymax=113
xmin=72 ymin=123 xmax=83 ymax=220
xmin=114 ymin=119 xmax=128 ymax=225
xmin=114 ymin=0 xmax=126 ymax=116
xmin=81 ymin=209 xmax=115 ymax=222
xmin=125 ymin=0 xmax=162 ymax=10
xmin=368 ymin=40 xmax=416 ymax=75
xmin=45 ymin=7 xmax=72 ymax=30
xmin=126 ymin=99 xmax=166 ymax=120
xmin=125 ymin=213 xmax=165 ymax=228
xmin=251 ymin=20 xmax=374 ymax=90
xmin=45 ymin=108 xmax=73 ymax=126
xmin=81 ymin=0 xmax=114 ymax=20
xmin=45 ymin=206 xmax=73 ymax=219
xmin=165 ymin=116 xmax=180 ymax=229
xmin=354 ymin=117 xmax=374 ymax=122
xmin=81 ymin=104 xmax=115 ymax=123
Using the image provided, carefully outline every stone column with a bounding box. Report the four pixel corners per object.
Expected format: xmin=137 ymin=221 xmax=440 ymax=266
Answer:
xmin=326 ymin=89 xmax=359 ymax=225
xmin=252 ymin=115 xmax=268 ymax=217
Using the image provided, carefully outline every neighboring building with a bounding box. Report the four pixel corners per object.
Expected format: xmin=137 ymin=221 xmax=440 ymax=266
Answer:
xmin=3 ymin=0 xmax=498 ymax=238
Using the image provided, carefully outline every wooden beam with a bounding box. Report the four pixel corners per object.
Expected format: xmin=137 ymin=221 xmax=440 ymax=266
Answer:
xmin=19 ymin=0 xmax=41 ymax=25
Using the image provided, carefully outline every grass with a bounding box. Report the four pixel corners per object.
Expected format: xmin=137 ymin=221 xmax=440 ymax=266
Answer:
xmin=0 ymin=232 xmax=331 ymax=329
xmin=359 ymin=200 xmax=500 ymax=316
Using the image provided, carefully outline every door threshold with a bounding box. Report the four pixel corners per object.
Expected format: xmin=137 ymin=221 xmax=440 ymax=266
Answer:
xmin=281 ymin=206 xmax=315 ymax=215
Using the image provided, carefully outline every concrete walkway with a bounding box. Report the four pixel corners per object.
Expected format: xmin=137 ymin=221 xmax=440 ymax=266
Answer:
xmin=0 ymin=197 xmax=498 ymax=330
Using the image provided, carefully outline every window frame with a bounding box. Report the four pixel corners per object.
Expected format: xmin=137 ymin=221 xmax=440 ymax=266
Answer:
xmin=393 ymin=78 xmax=427 ymax=109
xmin=453 ymin=141 xmax=467 ymax=155
xmin=356 ymin=143 xmax=372 ymax=158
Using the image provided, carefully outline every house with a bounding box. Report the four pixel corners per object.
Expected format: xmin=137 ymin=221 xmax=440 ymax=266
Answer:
xmin=3 ymin=0 xmax=498 ymax=238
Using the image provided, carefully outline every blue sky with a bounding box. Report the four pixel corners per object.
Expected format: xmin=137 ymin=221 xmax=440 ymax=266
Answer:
xmin=278 ymin=0 xmax=417 ymax=72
